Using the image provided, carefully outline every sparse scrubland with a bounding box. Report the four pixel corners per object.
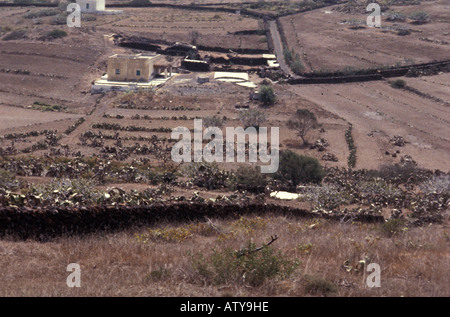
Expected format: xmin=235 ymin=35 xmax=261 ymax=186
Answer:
xmin=0 ymin=212 xmax=448 ymax=296
xmin=0 ymin=0 xmax=448 ymax=297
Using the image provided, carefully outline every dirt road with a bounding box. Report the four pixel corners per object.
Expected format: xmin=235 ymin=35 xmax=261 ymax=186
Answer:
xmin=269 ymin=20 xmax=293 ymax=77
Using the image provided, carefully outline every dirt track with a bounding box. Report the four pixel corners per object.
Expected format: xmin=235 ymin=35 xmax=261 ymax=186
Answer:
xmin=269 ymin=20 xmax=292 ymax=76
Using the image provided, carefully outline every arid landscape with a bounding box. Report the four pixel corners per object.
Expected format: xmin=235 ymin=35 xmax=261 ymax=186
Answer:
xmin=0 ymin=0 xmax=448 ymax=298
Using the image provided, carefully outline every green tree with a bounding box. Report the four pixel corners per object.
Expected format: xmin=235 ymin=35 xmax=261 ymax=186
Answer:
xmin=258 ymin=85 xmax=276 ymax=107
xmin=274 ymin=150 xmax=324 ymax=190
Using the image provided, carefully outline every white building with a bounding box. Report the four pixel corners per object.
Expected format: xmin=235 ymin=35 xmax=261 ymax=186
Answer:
xmin=75 ymin=0 xmax=122 ymax=14
xmin=76 ymin=0 xmax=105 ymax=13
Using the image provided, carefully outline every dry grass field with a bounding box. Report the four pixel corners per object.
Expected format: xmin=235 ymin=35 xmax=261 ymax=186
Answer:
xmin=0 ymin=0 xmax=448 ymax=298
xmin=1 ymin=215 xmax=448 ymax=297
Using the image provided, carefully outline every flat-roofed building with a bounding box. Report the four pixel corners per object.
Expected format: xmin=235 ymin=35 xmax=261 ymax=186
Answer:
xmin=76 ymin=0 xmax=123 ymax=14
xmin=107 ymin=53 xmax=166 ymax=82
xmin=77 ymin=0 xmax=105 ymax=13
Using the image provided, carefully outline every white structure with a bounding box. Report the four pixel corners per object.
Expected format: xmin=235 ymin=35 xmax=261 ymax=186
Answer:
xmin=76 ymin=0 xmax=123 ymax=14
xmin=77 ymin=0 xmax=105 ymax=13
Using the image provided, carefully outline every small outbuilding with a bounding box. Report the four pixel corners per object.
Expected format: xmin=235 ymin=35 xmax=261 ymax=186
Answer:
xmin=76 ymin=0 xmax=123 ymax=14
xmin=77 ymin=0 xmax=105 ymax=13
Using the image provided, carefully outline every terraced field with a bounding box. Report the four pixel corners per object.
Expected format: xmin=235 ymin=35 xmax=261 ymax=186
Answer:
xmin=279 ymin=0 xmax=450 ymax=72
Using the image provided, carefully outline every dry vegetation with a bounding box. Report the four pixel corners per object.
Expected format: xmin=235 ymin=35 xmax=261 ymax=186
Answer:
xmin=0 ymin=215 xmax=448 ymax=296
xmin=0 ymin=0 xmax=449 ymax=298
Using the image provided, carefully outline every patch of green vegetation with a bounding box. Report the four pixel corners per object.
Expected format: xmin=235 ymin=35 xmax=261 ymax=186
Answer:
xmin=385 ymin=11 xmax=407 ymax=22
xmin=32 ymin=101 xmax=66 ymax=112
xmin=345 ymin=124 xmax=357 ymax=168
xmin=65 ymin=117 xmax=86 ymax=135
xmin=283 ymin=46 xmax=305 ymax=75
xmin=302 ymin=274 xmax=337 ymax=296
xmin=42 ymin=29 xmax=67 ymax=40
xmin=274 ymin=150 xmax=324 ymax=190
xmin=190 ymin=239 xmax=299 ymax=287
xmin=0 ymin=26 xmax=12 ymax=36
xmin=380 ymin=218 xmax=408 ymax=237
xmin=128 ymin=0 xmax=151 ymax=7
xmin=390 ymin=79 xmax=406 ymax=89
xmin=184 ymin=162 xmax=230 ymax=190
xmin=2 ymin=30 xmax=27 ymax=41
xmin=50 ymin=14 xmax=68 ymax=26
xmin=258 ymin=84 xmax=276 ymax=107
xmin=230 ymin=165 xmax=267 ymax=193
xmin=0 ymin=169 xmax=20 ymax=191
xmin=409 ymin=11 xmax=429 ymax=24
xmin=24 ymin=9 xmax=59 ymax=19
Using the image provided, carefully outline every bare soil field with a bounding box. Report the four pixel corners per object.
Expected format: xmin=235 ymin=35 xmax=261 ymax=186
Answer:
xmin=287 ymin=78 xmax=450 ymax=171
xmin=279 ymin=0 xmax=450 ymax=72
xmin=88 ymin=7 xmax=267 ymax=50
xmin=401 ymin=72 xmax=450 ymax=103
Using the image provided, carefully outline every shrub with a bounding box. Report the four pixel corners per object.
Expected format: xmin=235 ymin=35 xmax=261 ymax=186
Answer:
xmin=368 ymin=164 xmax=427 ymax=184
xmin=420 ymin=174 xmax=450 ymax=196
xmin=43 ymin=29 xmax=67 ymax=40
xmin=145 ymin=266 xmax=172 ymax=282
xmin=283 ymin=45 xmax=293 ymax=64
xmin=390 ymin=79 xmax=406 ymax=89
xmin=0 ymin=169 xmax=20 ymax=191
xmin=230 ymin=165 xmax=267 ymax=193
xmin=203 ymin=115 xmax=224 ymax=128
xmin=357 ymin=179 xmax=403 ymax=203
xmin=290 ymin=59 xmax=305 ymax=74
xmin=258 ymin=85 xmax=276 ymax=107
xmin=385 ymin=11 xmax=406 ymax=22
xmin=184 ymin=162 xmax=230 ymax=190
xmin=190 ymin=239 xmax=299 ymax=287
xmin=409 ymin=11 xmax=429 ymax=24
xmin=129 ymin=0 xmax=151 ymax=6
xmin=380 ymin=218 xmax=407 ymax=237
xmin=238 ymin=109 xmax=267 ymax=129
xmin=345 ymin=124 xmax=357 ymax=168
xmin=274 ymin=150 xmax=324 ymax=190
xmin=24 ymin=9 xmax=59 ymax=19
xmin=82 ymin=15 xmax=97 ymax=22
xmin=397 ymin=27 xmax=411 ymax=36
xmin=12 ymin=0 xmax=34 ymax=3
xmin=283 ymin=46 xmax=305 ymax=75
xmin=302 ymin=184 xmax=352 ymax=210
xmin=136 ymin=226 xmax=192 ymax=244
xmin=0 ymin=26 xmax=12 ymax=35
xmin=28 ymin=178 xmax=102 ymax=206
xmin=50 ymin=14 xmax=69 ymax=26
xmin=302 ymin=275 xmax=337 ymax=296
xmin=2 ymin=30 xmax=27 ymax=41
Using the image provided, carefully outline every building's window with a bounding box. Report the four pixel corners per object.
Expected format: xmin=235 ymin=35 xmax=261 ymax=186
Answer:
xmin=86 ymin=3 xmax=89 ymax=9
xmin=136 ymin=70 xmax=141 ymax=76
xmin=115 ymin=69 xmax=120 ymax=75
